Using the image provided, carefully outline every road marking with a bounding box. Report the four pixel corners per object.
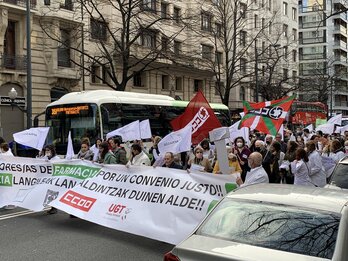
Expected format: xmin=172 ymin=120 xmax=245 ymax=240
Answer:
xmin=0 ymin=208 xmax=50 ymax=220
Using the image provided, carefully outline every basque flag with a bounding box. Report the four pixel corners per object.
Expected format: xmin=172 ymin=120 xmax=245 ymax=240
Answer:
xmin=239 ymin=96 xmax=295 ymax=136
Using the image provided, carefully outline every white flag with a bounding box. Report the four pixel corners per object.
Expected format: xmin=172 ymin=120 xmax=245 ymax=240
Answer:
xmin=140 ymin=119 xmax=152 ymax=139
xmin=328 ymin=114 xmax=342 ymax=125
xmin=106 ymin=120 xmax=141 ymax=141
xmin=305 ymin=124 xmax=313 ymax=132
xmin=335 ymin=125 xmax=348 ymax=134
xmin=227 ymin=121 xmax=250 ymax=145
xmin=316 ymin=123 xmax=335 ymax=134
xmin=65 ymin=131 xmax=75 ymax=160
xmin=13 ymin=127 xmax=49 ymax=151
xmin=158 ymin=124 xmax=192 ymax=155
xmin=278 ymin=125 xmax=284 ymax=141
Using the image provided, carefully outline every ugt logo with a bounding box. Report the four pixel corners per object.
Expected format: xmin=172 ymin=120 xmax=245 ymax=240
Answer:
xmin=108 ymin=203 xmax=132 ymax=220
xmin=60 ymin=190 xmax=96 ymax=212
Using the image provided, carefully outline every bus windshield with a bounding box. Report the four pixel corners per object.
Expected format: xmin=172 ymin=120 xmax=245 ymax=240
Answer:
xmin=46 ymin=103 xmax=100 ymax=155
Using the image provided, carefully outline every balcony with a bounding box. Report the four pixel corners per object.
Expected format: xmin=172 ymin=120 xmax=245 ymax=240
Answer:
xmin=333 ymin=40 xmax=348 ymax=50
xmin=334 ymin=55 xmax=348 ymax=64
xmin=0 ymin=54 xmax=27 ymax=70
xmin=334 ymin=101 xmax=348 ymax=107
xmin=334 ymin=25 xmax=348 ymax=35
xmin=2 ymin=0 xmax=36 ymax=9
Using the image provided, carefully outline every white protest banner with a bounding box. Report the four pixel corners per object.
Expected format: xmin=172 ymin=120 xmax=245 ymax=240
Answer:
xmin=65 ymin=131 xmax=75 ymax=160
xmin=328 ymin=114 xmax=342 ymax=125
xmin=228 ymin=121 xmax=250 ymax=145
xmin=316 ymin=123 xmax=335 ymax=134
xmin=0 ymin=156 xmax=236 ymax=245
xmin=0 ymin=156 xmax=101 ymax=211
xmin=106 ymin=120 xmax=141 ymax=141
xmin=140 ymin=119 xmax=152 ymax=139
xmin=13 ymin=127 xmax=50 ymax=150
xmin=158 ymin=124 xmax=192 ymax=155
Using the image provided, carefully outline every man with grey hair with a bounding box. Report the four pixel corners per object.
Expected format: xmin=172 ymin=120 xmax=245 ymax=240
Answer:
xmin=236 ymin=152 xmax=269 ymax=187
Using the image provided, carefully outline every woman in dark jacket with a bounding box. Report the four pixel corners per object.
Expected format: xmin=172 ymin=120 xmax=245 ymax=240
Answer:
xmin=232 ymin=136 xmax=251 ymax=181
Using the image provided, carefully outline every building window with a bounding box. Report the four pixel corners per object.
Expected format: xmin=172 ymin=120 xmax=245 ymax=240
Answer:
xmin=161 ymin=36 xmax=169 ymax=52
xmin=215 ymin=23 xmax=222 ymax=37
xmin=162 ymin=75 xmax=169 ymax=90
xmin=254 ymin=14 xmax=258 ymax=28
xmin=161 ymin=3 xmax=168 ymax=19
xmin=292 ymin=28 xmax=297 ymax=41
xmin=133 ymin=71 xmax=145 ymax=87
xmin=194 ymin=79 xmax=203 ymax=92
xmin=141 ymin=29 xmax=156 ymax=48
xmin=91 ymin=19 xmax=107 ymax=41
xmin=240 ymin=30 xmax=247 ymax=47
xmin=175 ymin=77 xmax=182 ymax=91
xmin=268 ymin=0 xmax=271 ymax=10
xmin=283 ymin=24 xmax=288 ymax=37
xmin=141 ymin=0 xmax=156 ymax=12
xmin=173 ymin=7 xmax=180 ymax=23
xmin=215 ymin=51 xmax=222 ymax=64
xmin=283 ymin=68 xmax=288 ymax=80
xmin=201 ymin=12 xmax=212 ymax=31
xmin=283 ymin=2 xmax=288 ymax=16
xmin=91 ymin=65 xmax=98 ymax=83
xmin=60 ymin=0 xmax=73 ymax=10
xmin=44 ymin=0 xmax=50 ymax=5
xmin=201 ymin=44 xmax=213 ymax=60
xmin=292 ymin=7 xmax=297 ymax=20
xmin=283 ymin=46 xmax=288 ymax=59
xmin=240 ymin=3 xmax=247 ymax=18
xmin=240 ymin=58 xmax=247 ymax=75
xmin=174 ymin=40 xmax=181 ymax=55
xmin=58 ymin=29 xmax=71 ymax=67
xmin=292 ymin=70 xmax=297 ymax=82
xmin=239 ymin=86 xmax=246 ymax=101
xmin=91 ymin=65 xmax=108 ymax=84
xmin=292 ymin=49 xmax=297 ymax=62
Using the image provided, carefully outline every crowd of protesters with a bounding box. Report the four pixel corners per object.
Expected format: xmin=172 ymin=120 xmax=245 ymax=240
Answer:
xmin=1 ymin=125 xmax=348 ymax=213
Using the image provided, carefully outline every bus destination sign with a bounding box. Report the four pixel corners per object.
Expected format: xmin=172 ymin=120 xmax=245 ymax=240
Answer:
xmin=51 ymin=105 xmax=89 ymax=115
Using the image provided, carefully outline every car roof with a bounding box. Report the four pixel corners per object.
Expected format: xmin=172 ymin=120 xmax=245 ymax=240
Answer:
xmin=338 ymin=156 xmax=348 ymax=164
xmin=227 ymin=184 xmax=348 ymax=213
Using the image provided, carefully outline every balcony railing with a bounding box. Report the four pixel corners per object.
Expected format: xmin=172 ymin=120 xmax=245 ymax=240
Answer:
xmin=0 ymin=53 xmax=27 ymax=70
xmin=3 ymin=0 xmax=36 ymax=8
xmin=334 ymin=101 xmax=348 ymax=107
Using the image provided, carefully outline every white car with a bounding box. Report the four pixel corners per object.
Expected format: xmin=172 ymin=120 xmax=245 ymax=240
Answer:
xmin=164 ymin=184 xmax=348 ymax=261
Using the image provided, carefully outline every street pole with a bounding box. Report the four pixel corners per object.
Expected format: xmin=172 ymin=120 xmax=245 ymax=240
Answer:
xmin=81 ymin=0 xmax=85 ymax=90
xmin=26 ymin=0 xmax=32 ymax=128
xmin=330 ymin=81 xmax=333 ymax=117
xmin=255 ymin=41 xmax=259 ymax=102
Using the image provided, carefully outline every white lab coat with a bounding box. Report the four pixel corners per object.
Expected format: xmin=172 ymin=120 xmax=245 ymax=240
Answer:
xmin=291 ymin=160 xmax=314 ymax=186
xmin=308 ymin=151 xmax=327 ymax=187
xmin=242 ymin=166 xmax=269 ymax=187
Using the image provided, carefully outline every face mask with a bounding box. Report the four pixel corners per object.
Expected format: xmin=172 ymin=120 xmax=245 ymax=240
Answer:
xmin=345 ymin=146 xmax=348 ymax=150
xmin=45 ymin=152 xmax=52 ymax=158
xmin=236 ymin=142 xmax=243 ymax=148
xmin=254 ymin=147 xmax=261 ymax=152
xmin=266 ymin=141 xmax=271 ymax=145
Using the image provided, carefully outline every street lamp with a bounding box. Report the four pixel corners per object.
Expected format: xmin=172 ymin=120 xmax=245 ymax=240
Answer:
xmin=8 ymin=88 xmax=27 ymax=113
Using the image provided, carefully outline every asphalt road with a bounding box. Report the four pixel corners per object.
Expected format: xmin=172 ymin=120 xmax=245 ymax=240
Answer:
xmin=0 ymin=208 xmax=173 ymax=261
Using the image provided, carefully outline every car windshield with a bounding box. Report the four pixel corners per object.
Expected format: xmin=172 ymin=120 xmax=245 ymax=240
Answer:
xmin=330 ymin=163 xmax=348 ymax=189
xmin=196 ymin=199 xmax=340 ymax=259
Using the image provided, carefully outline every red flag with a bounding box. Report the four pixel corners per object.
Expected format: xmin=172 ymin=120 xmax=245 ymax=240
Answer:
xmin=170 ymin=90 xmax=222 ymax=144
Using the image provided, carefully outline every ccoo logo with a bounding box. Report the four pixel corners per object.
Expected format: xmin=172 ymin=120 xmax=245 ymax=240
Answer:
xmin=60 ymin=190 xmax=96 ymax=212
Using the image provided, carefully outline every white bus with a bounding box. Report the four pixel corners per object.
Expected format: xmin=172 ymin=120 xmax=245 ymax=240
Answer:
xmin=45 ymin=90 xmax=231 ymax=155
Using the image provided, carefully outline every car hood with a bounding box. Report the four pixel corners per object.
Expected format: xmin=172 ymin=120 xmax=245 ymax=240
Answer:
xmin=173 ymin=235 xmax=328 ymax=261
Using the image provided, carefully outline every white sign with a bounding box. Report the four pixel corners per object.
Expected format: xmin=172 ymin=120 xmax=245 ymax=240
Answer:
xmin=0 ymin=156 xmax=236 ymax=245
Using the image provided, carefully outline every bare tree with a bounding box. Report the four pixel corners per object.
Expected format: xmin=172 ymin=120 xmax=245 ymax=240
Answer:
xmin=39 ymin=0 xmax=191 ymax=91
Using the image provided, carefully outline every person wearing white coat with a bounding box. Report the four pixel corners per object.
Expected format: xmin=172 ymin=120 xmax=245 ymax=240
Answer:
xmin=306 ymin=141 xmax=327 ymax=187
xmin=291 ymin=148 xmax=314 ymax=187
xmin=127 ymin=143 xmax=151 ymax=167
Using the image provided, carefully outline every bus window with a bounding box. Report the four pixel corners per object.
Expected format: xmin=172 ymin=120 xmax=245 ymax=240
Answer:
xmin=46 ymin=103 xmax=99 ymax=155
